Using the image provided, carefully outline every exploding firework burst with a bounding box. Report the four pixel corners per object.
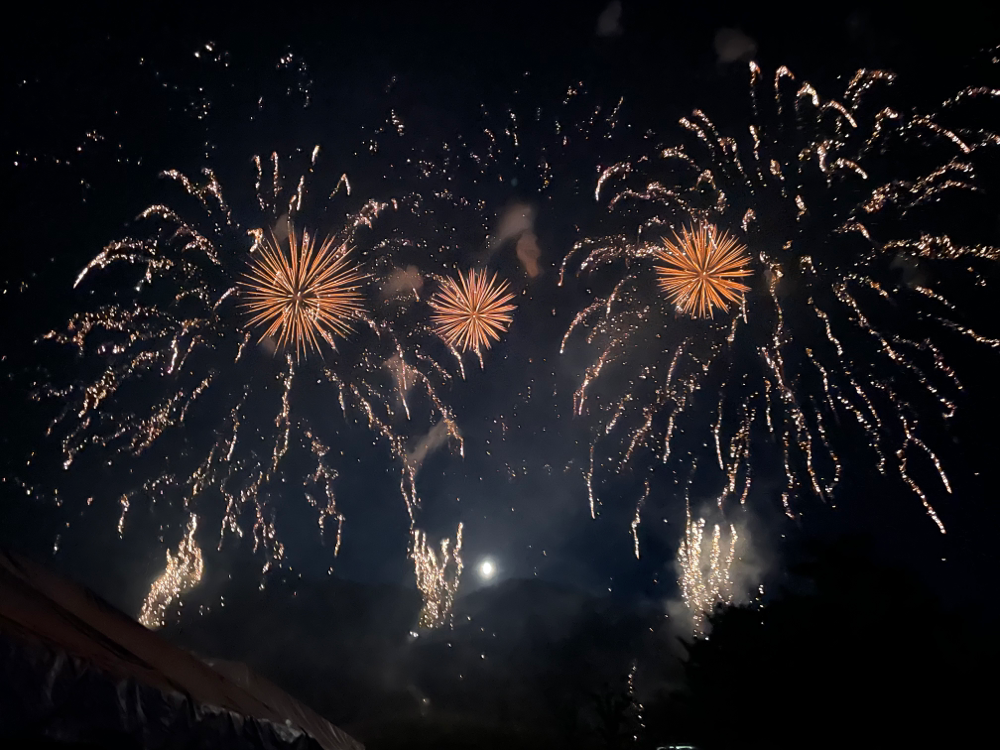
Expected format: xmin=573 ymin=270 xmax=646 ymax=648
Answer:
xmin=241 ymin=226 xmax=367 ymax=360
xmin=38 ymin=147 xmax=463 ymax=580
xmin=562 ymin=62 xmax=1000 ymax=533
xmin=654 ymin=223 xmax=752 ymax=318
xmin=429 ymin=269 xmax=517 ymax=354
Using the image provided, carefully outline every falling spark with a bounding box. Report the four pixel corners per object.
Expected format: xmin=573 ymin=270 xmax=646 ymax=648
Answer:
xmin=655 ymin=223 xmax=752 ymax=318
xmin=626 ymin=660 xmax=646 ymax=740
xmin=631 ymin=480 xmax=650 ymax=559
xmin=429 ymin=269 xmax=517 ymax=353
xmin=139 ymin=514 xmax=204 ymax=629
xmin=411 ymin=523 xmax=464 ymax=630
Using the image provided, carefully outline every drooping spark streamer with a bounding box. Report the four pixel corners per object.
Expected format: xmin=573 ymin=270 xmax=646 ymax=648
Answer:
xmin=39 ymin=148 xmax=462 ymax=577
xmin=429 ymin=269 xmax=517 ymax=354
xmin=139 ymin=513 xmax=204 ymax=629
xmin=563 ymin=62 xmax=1000 ymax=532
xmin=676 ymin=505 xmax=737 ymax=636
xmin=410 ymin=523 xmax=464 ymax=630
xmin=241 ymin=225 xmax=367 ymax=360
xmin=655 ymin=223 xmax=752 ymax=318
xmin=631 ymin=480 xmax=650 ymax=559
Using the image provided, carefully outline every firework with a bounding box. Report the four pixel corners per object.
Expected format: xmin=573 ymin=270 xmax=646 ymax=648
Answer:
xmin=563 ymin=62 xmax=1000 ymax=532
xmin=40 ymin=148 xmax=462 ymax=580
xmin=411 ymin=523 xmax=464 ymax=630
xmin=676 ymin=505 xmax=738 ymax=635
xmin=654 ymin=223 xmax=752 ymax=318
xmin=139 ymin=513 xmax=204 ymax=629
xmin=241 ymin=225 xmax=367 ymax=360
xmin=429 ymin=269 xmax=517 ymax=354
xmin=626 ymin=660 xmax=646 ymax=741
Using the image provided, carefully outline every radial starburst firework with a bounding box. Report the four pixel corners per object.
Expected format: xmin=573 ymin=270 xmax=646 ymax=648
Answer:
xmin=562 ymin=61 xmax=1000 ymax=535
xmin=655 ymin=223 xmax=752 ymax=318
xmin=429 ymin=269 xmax=517 ymax=353
xmin=241 ymin=226 xmax=367 ymax=360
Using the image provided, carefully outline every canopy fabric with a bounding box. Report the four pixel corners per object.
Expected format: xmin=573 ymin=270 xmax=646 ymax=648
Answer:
xmin=0 ymin=550 xmax=362 ymax=750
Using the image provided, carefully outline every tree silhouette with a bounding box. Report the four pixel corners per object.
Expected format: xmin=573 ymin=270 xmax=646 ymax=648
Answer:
xmin=645 ymin=536 xmax=998 ymax=750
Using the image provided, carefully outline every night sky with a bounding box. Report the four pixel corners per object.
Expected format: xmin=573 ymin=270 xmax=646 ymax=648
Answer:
xmin=3 ymin=0 xmax=1000 ymax=693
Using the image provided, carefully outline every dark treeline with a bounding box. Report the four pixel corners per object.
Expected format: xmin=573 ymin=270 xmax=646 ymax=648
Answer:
xmin=165 ymin=535 xmax=996 ymax=749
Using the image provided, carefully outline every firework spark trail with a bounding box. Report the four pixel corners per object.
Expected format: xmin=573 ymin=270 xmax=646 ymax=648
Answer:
xmin=676 ymin=503 xmax=738 ymax=635
xmin=563 ymin=61 xmax=999 ymax=533
xmin=411 ymin=523 xmax=464 ymax=629
xmin=304 ymin=429 xmax=345 ymax=556
xmin=631 ymin=480 xmax=650 ymax=559
xmin=40 ymin=147 xmax=464 ymax=580
xmin=139 ymin=513 xmax=204 ymax=629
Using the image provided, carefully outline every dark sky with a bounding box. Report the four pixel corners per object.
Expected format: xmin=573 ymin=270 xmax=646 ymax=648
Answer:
xmin=2 ymin=0 xmax=999 ymax=630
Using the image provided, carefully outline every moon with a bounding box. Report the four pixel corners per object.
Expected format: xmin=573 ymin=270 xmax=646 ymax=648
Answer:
xmin=478 ymin=559 xmax=496 ymax=580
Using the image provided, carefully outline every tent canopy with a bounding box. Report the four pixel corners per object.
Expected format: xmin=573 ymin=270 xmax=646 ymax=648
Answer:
xmin=0 ymin=549 xmax=362 ymax=750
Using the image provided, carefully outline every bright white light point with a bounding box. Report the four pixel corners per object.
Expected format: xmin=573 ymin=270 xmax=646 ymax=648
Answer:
xmin=478 ymin=559 xmax=496 ymax=580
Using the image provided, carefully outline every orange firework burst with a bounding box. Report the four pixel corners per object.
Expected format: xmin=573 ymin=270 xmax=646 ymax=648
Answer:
xmin=654 ymin=223 xmax=752 ymax=318
xmin=241 ymin=225 xmax=367 ymax=359
xmin=429 ymin=269 xmax=517 ymax=352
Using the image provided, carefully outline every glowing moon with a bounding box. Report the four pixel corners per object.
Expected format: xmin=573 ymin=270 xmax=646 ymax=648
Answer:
xmin=478 ymin=559 xmax=496 ymax=580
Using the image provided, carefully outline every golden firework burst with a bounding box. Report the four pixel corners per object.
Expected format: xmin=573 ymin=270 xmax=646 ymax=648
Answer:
xmin=241 ymin=225 xmax=367 ymax=359
xmin=429 ymin=269 xmax=517 ymax=352
xmin=654 ymin=223 xmax=752 ymax=318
